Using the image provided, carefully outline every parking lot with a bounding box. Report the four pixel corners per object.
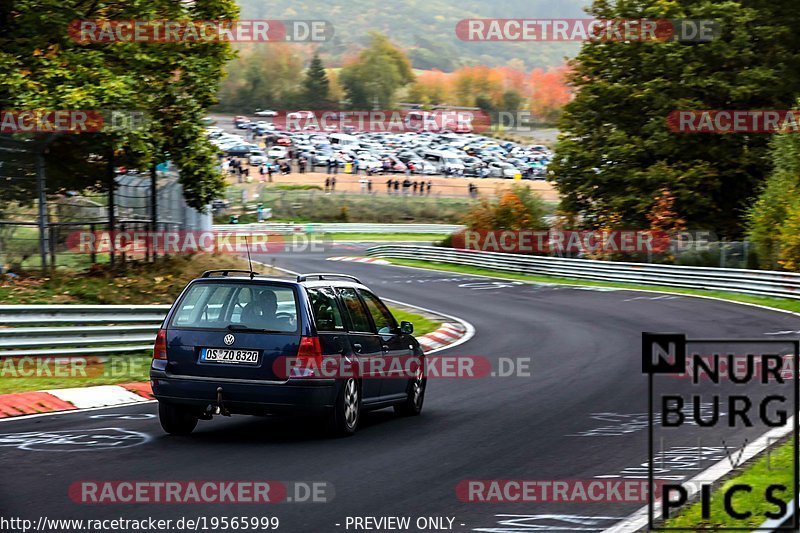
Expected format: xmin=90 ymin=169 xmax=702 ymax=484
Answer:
xmin=207 ymin=113 xmax=554 ymax=180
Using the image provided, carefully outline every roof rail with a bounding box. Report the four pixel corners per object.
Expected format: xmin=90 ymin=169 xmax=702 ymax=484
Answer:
xmin=296 ymin=273 xmax=362 ymax=284
xmin=201 ymin=269 xmax=260 ymax=278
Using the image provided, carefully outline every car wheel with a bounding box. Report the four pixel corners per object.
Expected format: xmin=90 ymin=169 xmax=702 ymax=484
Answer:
xmin=394 ymin=362 xmax=426 ymax=416
xmin=328 ymin=378 xmax=361 ymax=436
xmin=158 ymin=402 xmax=198 ymax=435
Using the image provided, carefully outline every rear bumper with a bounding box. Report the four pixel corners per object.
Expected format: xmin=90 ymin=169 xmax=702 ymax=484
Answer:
xmin=150 ymin=370 xmax=339 ymax=416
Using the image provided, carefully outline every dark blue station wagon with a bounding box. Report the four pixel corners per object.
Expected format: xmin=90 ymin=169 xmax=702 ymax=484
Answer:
xmin=150 ymin=270 xmax=426 ymax=436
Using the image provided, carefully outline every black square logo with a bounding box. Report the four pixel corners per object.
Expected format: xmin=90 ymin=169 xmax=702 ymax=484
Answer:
xmin=642 ymin=333 xmax=686 ymax=374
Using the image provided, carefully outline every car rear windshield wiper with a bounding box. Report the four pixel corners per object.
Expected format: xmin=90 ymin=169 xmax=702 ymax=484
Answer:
xmin=226 ymin=325 xmax=284 ymax=333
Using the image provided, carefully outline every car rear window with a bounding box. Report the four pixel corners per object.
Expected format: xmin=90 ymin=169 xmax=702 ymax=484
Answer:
xmin=170 ymin=282 xmax=299 ymax=333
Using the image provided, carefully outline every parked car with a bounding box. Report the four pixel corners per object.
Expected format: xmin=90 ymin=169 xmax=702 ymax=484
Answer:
xmin=248 ymin=150 xmax=268 ymax=166
xmin=151 ymin=272 xmax=425 ymax=436
xmin=224 ymin=143 xmax=258 ymax=157
xmin=254 ymin=109 xmax=277 ymax=117
xmin=267 ymin=146 xmax=288 ymax=159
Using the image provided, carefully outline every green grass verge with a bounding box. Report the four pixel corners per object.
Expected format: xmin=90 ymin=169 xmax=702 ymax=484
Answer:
xmin=389 ymin=307 xmax=440 ymax=338
xmin=0 ymin=354 xmax=152 ymax=394
xmin=664 ymin=439 xmax=795 ymax=530
xmin=386 ymin=258 xmax=800 ymax=313
xmin=0 ymin=254 xmax=271 ymax=305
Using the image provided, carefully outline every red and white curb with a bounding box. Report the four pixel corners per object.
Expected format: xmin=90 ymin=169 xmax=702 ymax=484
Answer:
xmin=326 ymin=256 xmax=391 ymax=265
xmin=417 ymin=322 xmax=468 ymax=353
xmin=0 ymin=382 xmax=153 ymax=419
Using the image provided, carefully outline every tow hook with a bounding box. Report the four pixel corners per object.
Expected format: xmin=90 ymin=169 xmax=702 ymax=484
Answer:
xmin=214 ymin=386 xmax=231 ymax=416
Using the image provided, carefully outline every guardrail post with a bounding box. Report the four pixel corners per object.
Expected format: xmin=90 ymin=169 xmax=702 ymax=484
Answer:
xmin=89 ymin=223 xmax=97 ymax=265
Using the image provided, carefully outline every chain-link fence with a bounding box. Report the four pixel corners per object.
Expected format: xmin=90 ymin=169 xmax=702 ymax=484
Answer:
xmin=0 ymin=136 xmax=210 ymax=273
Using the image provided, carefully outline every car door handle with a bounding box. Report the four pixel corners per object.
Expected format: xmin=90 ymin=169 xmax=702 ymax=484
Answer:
xmin=333 ymin=337 xmax=345 ymax=354
xmin=382 ymin=345 xmax=389 ymax=354
xmin=352 ymin=343 xmax=362 ymax=353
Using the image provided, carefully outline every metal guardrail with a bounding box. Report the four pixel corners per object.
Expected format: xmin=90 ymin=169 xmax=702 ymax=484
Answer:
xmin=366 ymin=245 xmax=800 ymax=300
xmin=0 ymin=305 xmax=168 ymax=357
xmin=213 ymin=223 xmax=463 ymax=235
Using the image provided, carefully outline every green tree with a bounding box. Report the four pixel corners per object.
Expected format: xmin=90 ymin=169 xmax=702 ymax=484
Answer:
xmin=747 ymin=131 xmax=800 ymax=269
xmin=549 ymin=0 xmax=800 ymax=237
xmin=1 ymin=0 xmax=237 ymax=209
xmin=299 ymin=53 xmax=333 ymax=109
xmin=339 ymin=32 xmax=415 ymax=109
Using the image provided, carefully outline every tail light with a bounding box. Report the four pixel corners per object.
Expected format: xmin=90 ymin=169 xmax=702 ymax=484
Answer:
xmin=153 ymin=329 xmax=167 ymax=360
xmin=292 ymin=336 xmax=323 ymax=378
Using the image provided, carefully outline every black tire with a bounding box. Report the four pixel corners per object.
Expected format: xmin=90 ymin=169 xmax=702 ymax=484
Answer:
xmin=395 ymin=362 xmax=426 ymax=416
xmin=328 ymin=378 xmax=361 ymax=436
xmin=158 ymin=402 xmax=198 ymax=435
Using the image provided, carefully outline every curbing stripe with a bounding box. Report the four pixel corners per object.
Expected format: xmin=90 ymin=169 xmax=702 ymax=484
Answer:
xmin=45 ymin=385 xmax=152 ymax=409
xmin=0 ymin=391 xmax=77 ymax=418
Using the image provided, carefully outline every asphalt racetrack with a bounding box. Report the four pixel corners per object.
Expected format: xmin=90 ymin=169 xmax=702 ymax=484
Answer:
xmin=1 ymin=243 xmax=798 ymax=532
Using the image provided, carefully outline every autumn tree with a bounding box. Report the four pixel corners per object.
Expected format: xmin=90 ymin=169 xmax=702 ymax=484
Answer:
xmin=462 ymin=185 xmax=548 ymax=230
xmin=339 ymin=32 xmax=414 ymax=109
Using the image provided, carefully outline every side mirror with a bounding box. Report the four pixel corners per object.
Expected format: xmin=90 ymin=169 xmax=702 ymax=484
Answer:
xmin=400 ymin=321 xmax=414 ymax=334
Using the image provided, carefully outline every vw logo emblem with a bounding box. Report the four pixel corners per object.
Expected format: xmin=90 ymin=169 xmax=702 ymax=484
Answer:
xmin=223 ymin=334 xmax=235 ymax=346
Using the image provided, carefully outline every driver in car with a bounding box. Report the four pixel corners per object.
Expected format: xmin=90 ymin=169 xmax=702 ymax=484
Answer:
xmin=242 ymin=289 xmax=291 ymax=331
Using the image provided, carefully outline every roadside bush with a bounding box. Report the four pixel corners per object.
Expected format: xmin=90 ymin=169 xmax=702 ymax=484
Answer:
xmin=747 ymin=132 xmax=800 ymax=270
xmin=462 ymin=184 xmax=548 ymax=230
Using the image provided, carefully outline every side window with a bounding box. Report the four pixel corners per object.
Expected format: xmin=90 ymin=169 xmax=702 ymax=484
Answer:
xmin=229 ymin=286 xmax=253 ymax=324
xmin=308 ymin=287 xmax=344 ymax=332
xmin=172 ymin=285 xmax=209 ymax=325
xmin=337 ymin=288 xmax=373 ymax=333
xmin=203 ymin=286 xmax=233 ymax=322
xmin=359 ymin=290 xmax=397 ymax=335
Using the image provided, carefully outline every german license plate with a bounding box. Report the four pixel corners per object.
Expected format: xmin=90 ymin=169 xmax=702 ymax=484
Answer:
xmin=200 ymin=348 xmax=259 ymax=364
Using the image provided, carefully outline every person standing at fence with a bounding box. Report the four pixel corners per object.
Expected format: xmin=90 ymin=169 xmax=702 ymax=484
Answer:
xmin=367 ymin=179 xmax=373 ymax=194
xmin=386 ymin=178 xmax=393 ymax=195
xmin=426 ymin=180 xmax=432 ymax=195
xmin=325 ymin=177 xmax=330 ymax=192
xmin=393 ymin=179 xmax=400 ymax=194
xmin=412 ymin=180 xmax=418 ymax=195
xmin=330 ymin=176 xmax=336 ymax=190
